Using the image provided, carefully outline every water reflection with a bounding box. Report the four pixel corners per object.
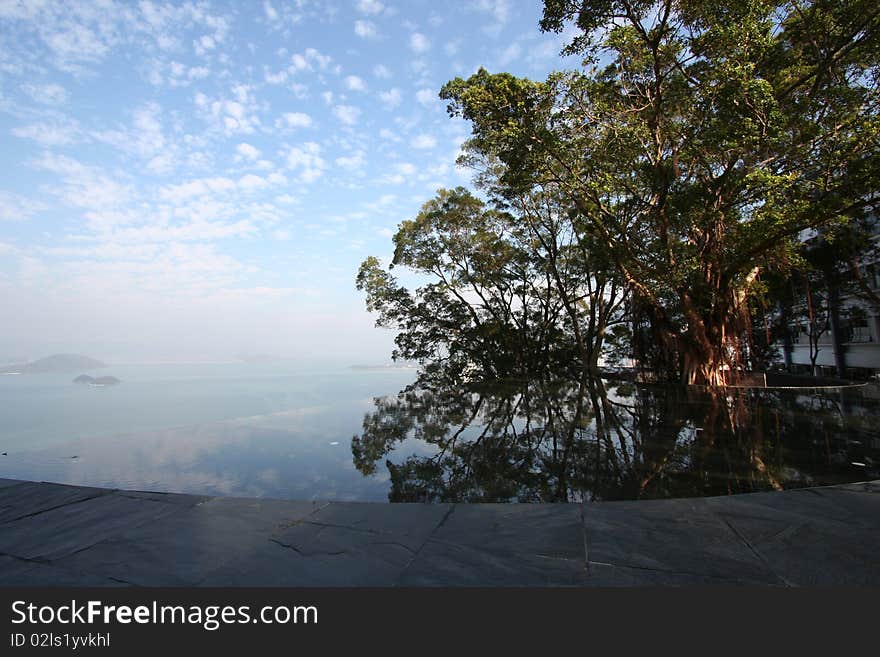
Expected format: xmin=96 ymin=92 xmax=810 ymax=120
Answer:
xmin=352 ymin=376 xmax=880 ymax=502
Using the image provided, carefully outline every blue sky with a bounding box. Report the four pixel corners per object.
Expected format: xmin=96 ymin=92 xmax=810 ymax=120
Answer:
xmin=0 ymin=0 xmax=576 ymax=363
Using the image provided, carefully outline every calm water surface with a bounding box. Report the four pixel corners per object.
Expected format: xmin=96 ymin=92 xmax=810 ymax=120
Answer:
xmin=0 ymin=363 xmax=419 ymax=500
xmin=1 ymin=363 xmax=877 ymax=501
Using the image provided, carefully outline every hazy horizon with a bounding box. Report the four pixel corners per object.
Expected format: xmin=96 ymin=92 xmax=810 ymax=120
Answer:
xmin=0 ymin=1 xmax=578 ymax=364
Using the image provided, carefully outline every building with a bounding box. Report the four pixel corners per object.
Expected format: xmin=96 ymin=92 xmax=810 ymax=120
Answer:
xmin=778 ymin=216 xmax=880 ymax=376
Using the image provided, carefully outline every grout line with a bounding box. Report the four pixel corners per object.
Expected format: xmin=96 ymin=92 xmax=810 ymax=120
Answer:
xmin=392 ymin=504 xmax=457 ymax=587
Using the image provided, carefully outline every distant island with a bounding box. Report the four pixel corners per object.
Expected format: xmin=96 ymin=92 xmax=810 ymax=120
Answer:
xmin=0 ymin=354 xmax=106 ymax=375
xmin=73 ymin=375 xmax=121 ymax=386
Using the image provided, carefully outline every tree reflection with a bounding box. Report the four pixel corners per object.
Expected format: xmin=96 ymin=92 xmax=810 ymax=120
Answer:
xmin=352 ymin=373 xmax=878 ymax=502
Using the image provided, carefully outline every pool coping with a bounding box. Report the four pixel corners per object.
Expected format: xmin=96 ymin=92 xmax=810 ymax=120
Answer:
xmin=0 ymin=478 xmax=877 ymax=586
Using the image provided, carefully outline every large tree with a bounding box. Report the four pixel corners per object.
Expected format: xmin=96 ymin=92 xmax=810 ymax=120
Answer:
xmin=441 ymin=0 xmax=880 ymax=384
xmin=357 ymin=185 xmax=628 ymax=382
xmin=357 ymin=187 xmax=579 ymax=382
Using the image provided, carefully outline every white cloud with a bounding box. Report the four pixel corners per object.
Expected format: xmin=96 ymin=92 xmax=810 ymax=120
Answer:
xmin=332 ymin=104 xmax=361 ymax=125
xmin=0 ymin=2 xmax=233 ymax=77
xmin=284 ymin=142 xmax=325 ymax=183
xmin=197 ymin=88 xmax=262 ymax=135
xmin=355 ymin=0 xmax=385 ymax=15
xmin=416 ymin=88 xmax=437 ymax=106
xmin=86 ymin=102 xmax=178 ymax=174
xmin=290 ymin=48 xmax=332 ymax=72
xmin=29 ymin=153 xmax=143 ymax=233
xmin=42 ymin=23 xmax=111 ymax=72
xmin=131 ymin=103 xmax=167 ymax=153
xmin=146 ymin=153 xmax=174 ymax=175
xmin=262 ymin=0 xmax=306 ymax=30
xmin=0 ymin=191 xmax=46 ymax=222
xmin=409 ymin=32 xmax=430 ymax=53
xmin=236 ymin=143 xmax=261 ymax=160
xmin=194 ymin=34 xmax=217 ymax=56
xmin=188 ymin=66 xmax=210 ymax=80
xmin=379 ymin=161 xmax=417 ymax=185
xmin=266 ymin=171 xmax=288 ymax=186
xmin=498 ymin=42 xmax=521 ymax=65
xmin=354 ymin=20 xmax=377 ymax=39
xmin=291 ymin=53 xmax=309 ymax=71
xmin=378 ymin=87 xmax=402 ymax=109
xmin=345 ymin=75 xmax=367 ymax=92
xmin=159 ymin=177 xmax=237 ymax=203
xmin=373 ymin=64 xmax=391 ymax=79
xmin=410 ymin=134 xmax=437 ymax=149
xmin=264 ymin=69 xmax=288 ymax=84
xmin=276 ymin=112 xmax=313 ymax=129
xmin=335 ymin=150 xmax=366 ymax=170
xmin=12 ymin=122 xmax=79 ymax=146
xmin=238 ymin=174 xmax=269 ymax=191
xmin=289 ymin=82 xmax=308 ymax=98
xmin=20 ymin=82 xmax=68 ymax=105
xmin=475 ymin=0 xmax=510 ymax=24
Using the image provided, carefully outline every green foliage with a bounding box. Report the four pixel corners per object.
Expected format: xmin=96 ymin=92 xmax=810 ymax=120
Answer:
xmin=440 ymin=0 xmax=879 ymax=383
xmin=357 ymin=188 xmax=593 ymax=381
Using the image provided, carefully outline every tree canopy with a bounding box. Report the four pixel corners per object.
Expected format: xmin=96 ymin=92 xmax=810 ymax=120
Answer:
xmin=440 ymin=0 xmax=879 ymax=384
xmin=359 ymin=0 xmax=879 ymax=385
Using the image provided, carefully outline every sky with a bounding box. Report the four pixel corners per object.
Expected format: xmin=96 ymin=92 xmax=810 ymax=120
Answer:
xmin=0 ymin=0 xmax=577 ymax=364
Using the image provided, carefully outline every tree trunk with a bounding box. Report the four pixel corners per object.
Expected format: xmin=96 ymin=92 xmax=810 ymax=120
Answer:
xmin=678 ymin=292 xmax=728 ymax=386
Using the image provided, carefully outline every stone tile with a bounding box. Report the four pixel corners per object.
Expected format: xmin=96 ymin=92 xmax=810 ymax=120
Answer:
xmin=707 ymin=495 xmax=880 ymax=586
xmin=707 ymin=488 xmax=863 ymax=527
xmin=395 ymin=504 xmax=586 ymax=586
xmin=212 ymin=504 xmax=454 ymax=586
xmin=53 ymin=497 xmax=326 ymax=586
xmin=398 ymin=538 xmax=588 ymax=586
xmin=112 ymin=489 xmax=210 ymax=506
xmin=198 ymin=496 xmax=328 ymax=531
xmin=0 ymin=555 xmax=126 ymax=587
xmin=201 ymin=534 xmax=413 ymax=586
xmin=583 ymin=498 xmax=779 ymax=583
xmin=581 ymin=561 xmax=756 ymax=586
xmin=296 ymin=502 xmax=452 ymax=551
xmin=0 ymin=481 xmax=112 ymax=524
xmin=423 ymin=503 xmax=585 ymax=560
xmin=1 ymin=479 xmax=878 ymax=587
xmin=811 ymin=489 xmax=880 ymax=529
xmin=704 ymin=489 xmax=860 ymax=545
xmin=0 ymin=494 xmax=185 ymax=561
xmin=827 ymin=481 xmax=880 ymax=494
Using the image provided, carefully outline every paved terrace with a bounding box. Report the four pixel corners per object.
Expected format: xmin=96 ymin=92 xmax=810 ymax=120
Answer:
xmin=0 ymin=478 xmax=877 ymax=586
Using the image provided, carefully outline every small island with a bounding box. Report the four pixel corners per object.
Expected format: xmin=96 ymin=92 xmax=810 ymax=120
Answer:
xmin=73 ymin=375 xmax=121 ymax=386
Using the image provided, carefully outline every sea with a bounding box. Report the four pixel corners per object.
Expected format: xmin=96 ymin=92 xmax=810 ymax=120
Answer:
xmin=0 ymin=362 xmax=420 ymax=501
xmin=2 ymin=362 xmax=877 ymax=502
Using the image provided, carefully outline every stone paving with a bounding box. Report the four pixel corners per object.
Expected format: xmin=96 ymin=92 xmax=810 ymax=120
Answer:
xmin=0 ymin=478 xmax=876 ymax=586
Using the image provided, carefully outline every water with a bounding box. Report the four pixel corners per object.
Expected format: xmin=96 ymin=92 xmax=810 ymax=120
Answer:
xmin=351 ymin=377 xmax=880 ymax=502
xmin=1 ymin=364 xmax=877 ymax=502
xmin=0 ymin=363 xmax=420 ymax=500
